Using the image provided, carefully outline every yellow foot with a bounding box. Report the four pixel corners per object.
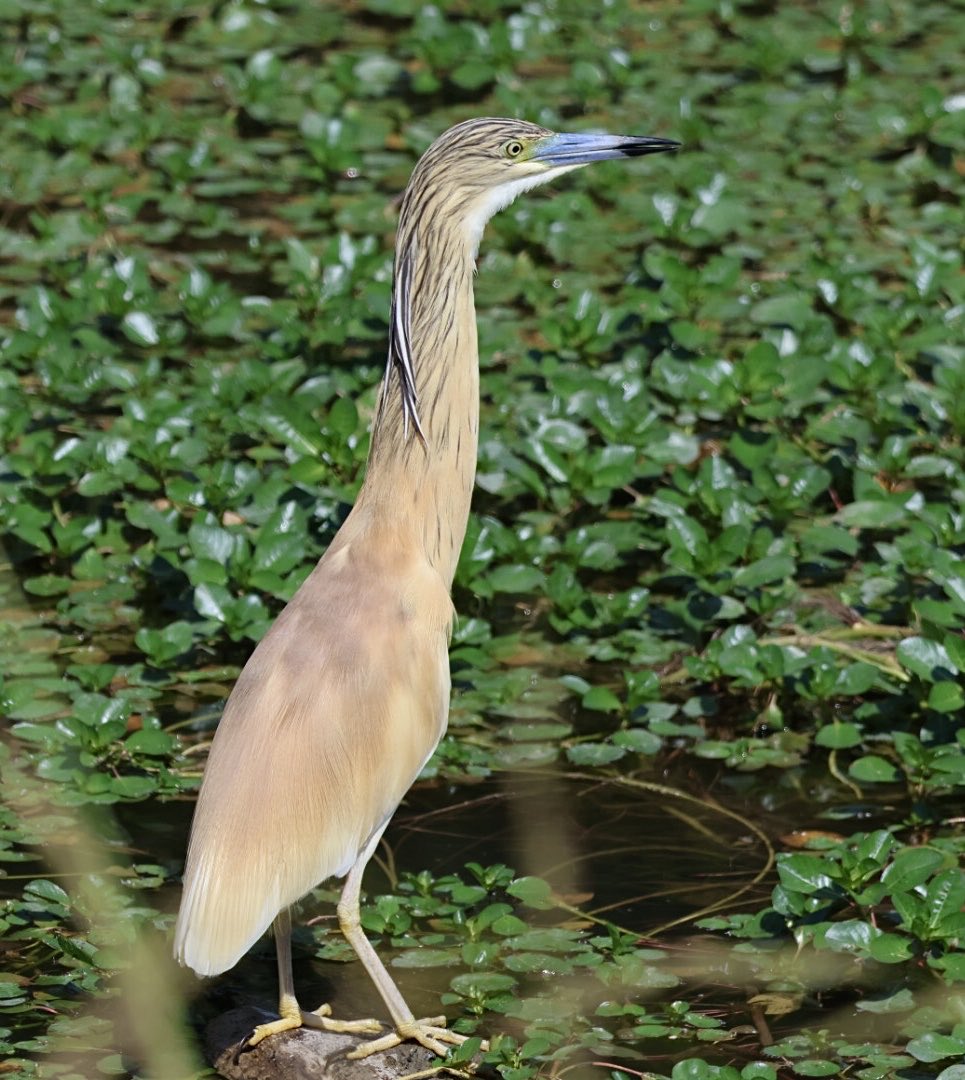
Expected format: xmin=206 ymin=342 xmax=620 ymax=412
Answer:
xmin=247 ymin=1002 xmax=381 ymax=1049
xmin=346 ymin=1016 xmax=489 ymax=1060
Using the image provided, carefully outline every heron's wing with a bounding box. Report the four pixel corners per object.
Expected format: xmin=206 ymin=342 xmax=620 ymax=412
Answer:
xmin=174 ymin=539 xmax=453 ymax=976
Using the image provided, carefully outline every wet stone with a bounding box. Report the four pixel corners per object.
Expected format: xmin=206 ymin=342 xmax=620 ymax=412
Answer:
xmin=205 ymin=1007 xmax=437 ymax=1080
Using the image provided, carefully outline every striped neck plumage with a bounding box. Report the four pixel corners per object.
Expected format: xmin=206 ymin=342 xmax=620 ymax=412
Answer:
xmin=360 ymin=213 xmax=480 ymax=583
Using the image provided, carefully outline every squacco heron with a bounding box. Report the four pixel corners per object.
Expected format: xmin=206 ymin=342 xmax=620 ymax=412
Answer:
xmin=175 ymin=117 xmax=678 ymax=1059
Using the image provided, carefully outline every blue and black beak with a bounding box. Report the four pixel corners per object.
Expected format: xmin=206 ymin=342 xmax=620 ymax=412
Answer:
xmin=533 ymin=131 xmax=680 ymax=166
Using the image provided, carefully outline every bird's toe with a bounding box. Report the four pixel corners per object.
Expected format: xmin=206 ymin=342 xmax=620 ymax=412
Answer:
xmin=245 ymin=1014 xmax=302 ymax=1049
xmin=346 ymin=1018 xmax=486 ymax=1060
xmin=302 ymin=1005 xmax=383 ymax=1035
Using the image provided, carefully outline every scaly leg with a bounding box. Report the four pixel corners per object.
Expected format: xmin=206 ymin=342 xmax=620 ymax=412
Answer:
xmin=247 ymin=907 xmax=382 ymax=1048
xmin=337 ymin=828 xmax=489 ymax=1060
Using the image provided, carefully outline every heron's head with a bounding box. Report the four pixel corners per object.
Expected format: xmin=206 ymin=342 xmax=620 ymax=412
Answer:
xmin=404 ymin=117 xmax=679 ymax=256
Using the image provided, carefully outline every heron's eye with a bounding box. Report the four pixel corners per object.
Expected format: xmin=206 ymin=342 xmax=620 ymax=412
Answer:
xmin=504 ymin=140 xmax=524 ymax=159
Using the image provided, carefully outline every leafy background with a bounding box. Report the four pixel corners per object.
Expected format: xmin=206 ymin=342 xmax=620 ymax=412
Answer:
xmin=1 ymin=0 xmax=963 ymax=1078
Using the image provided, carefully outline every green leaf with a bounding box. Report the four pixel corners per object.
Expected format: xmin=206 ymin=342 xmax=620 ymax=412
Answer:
xmin=749 ymin=293 xmax=813 ymax=329
xmin=855 ymin=988 xmax=915 ymax=1012
xmin=892 ymin=888 xmax=924 ymax=929
xmin=327 ymin=395 xmax=358 ymax=437
xmin=777 ymin=855 xmax=835 ymax=894
xmin=110 ymin=776 xmax=156 ymax=799
xmin=503 ymin=951 xmax=575 ymax=975
xmin=125 ymin=729 xmax=174 ymax=756
xmin=855 ymin=830 xmax=894 ymax=865
xmin=503 ymin=721 xmax=572 ymax=742
xmin=506 ymin=877 xmax=555 ymax=910
xmin=733 ymin=555 xmax=795 ymax=589
xmin=666 ymin=514 xmax=708 ymax=558
xmin=11 ymin=721 xmax=65 ymax=745
xmin=195 ymin=583 xmax=229 ymax=621
xmin=672 ymin=1061 xmax=718 ymax=1080
xmin=449 ymin=972 xmax=517 ymax=995
xmin=742 ymin=1066 xmax=777 ymax=1080
xmin=897 ymin=636 xmax=957 ymax=681
xmin=581 ymin=686 xmax=622 ymax=713
xmin=23 ymin=574 xmax=73 ymax=597
xmin=791 ymin=1062 xmax=839 ymax=1077
xmin=928 ymin=681 xmax=965 ymax=712
xmin=882 ymin=847 xmax=945 ymax=892
xmin=612 ymin=728 xmax=662 ymax=754
xmin=188 ymin=518 xmax=237 ymax=564
xmin=906 ymin=1033 xmax=965 ymax=1063
xmin=566 ymin=742 xmax=625 ymax=766
xmin=931 ymin=953 xmax=965 ymax=984
xmin=486 ymin=564 xmax=544 ymax=594
xmin=849 ymin=756 xmax=900 ymax=783
xmin=503 ymin=924 xmax=587 ymax=950
xmin=821 ymin=919 xmax=878 ymax=953
xmin=259 ymin=405 xmax=325 ymax=455
xmin=942 ymin=634 xmax=965 ymax=671
xmin=135 ymin=620 xmax=196 ymax=663
xmin=252 ymin=532 xmax=304 ymax=575
xmin=835 ymin=500 xmax=908 ymax=528
xmin=924 ymin=869 xmax=965 ymax=928
xmin=121 ymin=311 xmax=160 ymax=346
xmin=490 ymin=914 xmax=529 ymax=936
xmin=25 ymin=879 xmax=70 ymax=906
xmin=815 ymin=722 xmax=862 ymax=749
xmin=392 ymin=949 xmax=460 ymax=969
xmin=833 ymin=662 xmax=878 ymax=696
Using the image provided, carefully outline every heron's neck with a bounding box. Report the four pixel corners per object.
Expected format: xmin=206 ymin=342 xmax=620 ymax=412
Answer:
xmin=357 ymin=233 xmax=478 ymax=588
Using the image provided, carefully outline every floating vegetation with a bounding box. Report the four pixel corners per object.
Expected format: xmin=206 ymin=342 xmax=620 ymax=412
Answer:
xmin=1 ymin=0 xmax=962 ymax=1077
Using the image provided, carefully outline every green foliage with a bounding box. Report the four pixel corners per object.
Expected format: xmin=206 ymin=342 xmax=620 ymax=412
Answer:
xmin=1 ymin=0 xmax=963 ymax=1077
xmin=709 ymin=830 xmax=964 ymax=971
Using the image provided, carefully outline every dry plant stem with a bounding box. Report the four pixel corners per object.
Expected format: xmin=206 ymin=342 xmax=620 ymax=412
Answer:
xmin=397 ymin=1068 xmax=479 ymax=1080
xmin=759 ymin=631 xmax=909 ymax=681
xmin=558 ymin=772 xmax=776 ymax=937
xmin=660 ymin=625 xmax=910 ymax=687
xmin=827 ymin=748 xmax=863 ymax=797
xmin=748 ymin=994 xmax=774 ymax=1046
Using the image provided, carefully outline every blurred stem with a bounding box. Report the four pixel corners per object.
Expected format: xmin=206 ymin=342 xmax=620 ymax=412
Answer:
xmin=759 ymin=630 xmax=909 ymax=681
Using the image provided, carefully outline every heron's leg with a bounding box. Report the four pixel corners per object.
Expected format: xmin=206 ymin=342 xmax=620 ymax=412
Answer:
xmin=247 ymin=907 xmax=381 ymax=1048
xmin=337 ymin=828 xmax=489 ymax=1060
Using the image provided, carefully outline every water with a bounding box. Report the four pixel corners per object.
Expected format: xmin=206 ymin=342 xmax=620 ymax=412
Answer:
xmin=120 ymin=755 xmax=806 ymax=1032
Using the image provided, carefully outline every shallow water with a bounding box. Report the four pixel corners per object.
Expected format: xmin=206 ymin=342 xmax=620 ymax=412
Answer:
xmin=107 ymin=751 xmax=906 ymax=1038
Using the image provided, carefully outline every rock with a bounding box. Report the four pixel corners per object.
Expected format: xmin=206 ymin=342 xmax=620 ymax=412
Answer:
xmin=206 ymin=1007 xmax=439 ymax=1080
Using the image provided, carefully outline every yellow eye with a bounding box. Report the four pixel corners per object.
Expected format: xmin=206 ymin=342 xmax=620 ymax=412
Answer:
xmin=504 ymin=140 xmax=524 ymax=158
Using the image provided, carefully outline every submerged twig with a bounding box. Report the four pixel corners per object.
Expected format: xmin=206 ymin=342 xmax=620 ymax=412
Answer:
xmin=552 ymin=771 xmax=776 ymax=938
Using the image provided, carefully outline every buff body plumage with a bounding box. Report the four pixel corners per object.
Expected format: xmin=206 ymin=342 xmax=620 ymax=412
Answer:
xmin=175 ymin=117 xmax=678 ymax=1058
